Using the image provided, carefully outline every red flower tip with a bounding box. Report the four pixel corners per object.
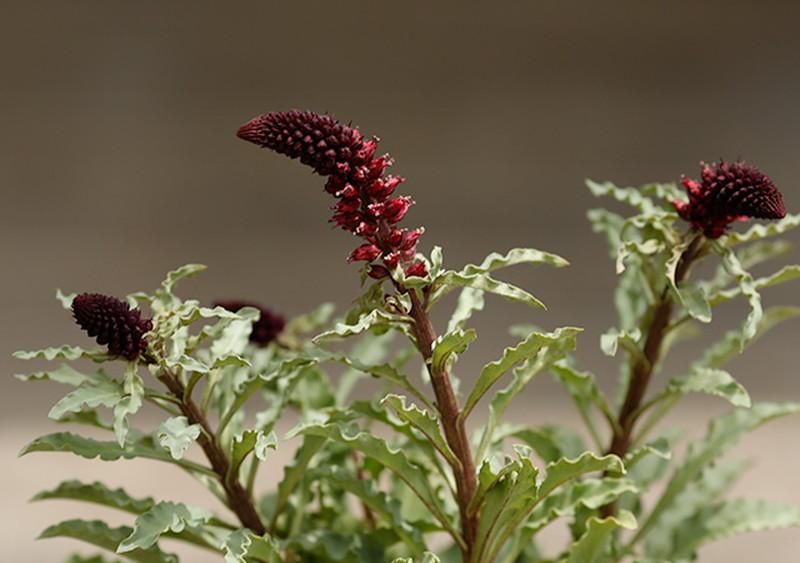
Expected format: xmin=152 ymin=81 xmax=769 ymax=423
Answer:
xmin=213 ymin=300 xmax=285 ymax=347
xmin=72 ymin=293 xmax=152 ymax=361
xmin=675 ymin=160 xmax=786 ymax=238
xmin=239 ymin=110 xmax=425 ymax=279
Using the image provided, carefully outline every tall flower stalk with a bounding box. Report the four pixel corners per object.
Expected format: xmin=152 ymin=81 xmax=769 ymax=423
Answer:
xmin=238 ymin=110 xmax=478 ymax=557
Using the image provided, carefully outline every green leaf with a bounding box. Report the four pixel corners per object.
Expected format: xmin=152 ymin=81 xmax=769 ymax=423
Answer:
xmin=14 ymin=345 xmax=111 ymax=362
xmin=113 ymin=364 xmax=144 ymax=446
xmin=49 ymin=379 xmax=122 ymax=422
xmin=381 ymin=394 xmax=458 ymax=467
xmin=314 ymin=309 xmax=411 ymax=341
xmin=432 ymin=270 xmax=547 ymax=309
xmin=56 ymin=288 xmax=77 ymax=309
xmin=160 ymin=264 xmax=206 ymax=297
xmin=715 ymin=243 xmax=762 ymax=347
xmin=635 ymin=402 xmax=800 ymax=544
xmin=616 ymin=239 xmax=664 ymax=274
xmin=511 ymin=425 xmax=588 ymax=464
xmin=722 ymin=213 xmax=800 ymax=245
xmin=20 ymin=432 xmax=215 ymax=477
xmin=600 ymin=328 xmax=642 ymax=357
xmin=538 ymin=452 xmax=625 ymax=500
xmin=16 ymin=364 xmax=105 ymax=386
xmin=624 ymin=438 xmax=671 ymax=470
xmin=666 ymin=240 xmax=711 ymax=322
xmin=157 ymin=417 xmax=201 ymax=460
xmin=268 ymin=434 xmax=326 ymax=527
xmin=292 ymin=421 xmax=460 ymax=544
xmin=527 ymin=478 xmax=638 ymax=534
xmin=464 ymin=328 xmax=582 ymax=419
xmin=117 ymin=501 xmax=212 ymax=553
xmin=645 ymin=459 xmax=747 ymax=557
xmin=477 ymin=329 xmax=582 ymax=459
xmin=668 ymin=368 xmax=751 ymax=407
xmin=230 ymin=429 xmax=277 ymax=478
xmin=566 ymin=510 xmax=637 ymax=563
xmin=460 ymin=247 xmax=569 ymax=276
xmin=588 ymin=208 xmax=626 ymax=258
xmin=431 ymin=328 xmax=477 ymax=374
xmin=671 ymin=499 xmax=800 ymax=559
xmin=39 ymin=520 xmax=177 ymax=563
xmin=63 ymin=554 xmax=121 ymax=563
xmin=586 ymin=179 xmax=658 ymax=213
xmin=694 ymin=306 xmax=800 ymax=370
xmin=222 ymin=529 xmax=282 ymax=563
xmin=710 ymin=264 xmax=800 ymax=306
xmin=446 ymin=287 xmax=485 ymax=333
xmin=33 ymin=480 xmax=155 ymax=514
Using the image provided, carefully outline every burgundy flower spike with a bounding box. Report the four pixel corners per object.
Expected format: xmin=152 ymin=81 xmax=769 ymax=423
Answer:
xmin=72 ymin=293 xmax=152 ymax=361
xmin=675 ymin=160 xmax=786 ymax=239
xmin=237 ymin=110 xmax=426 ymax=279
xmin=214 ymin=300 xmax=285 ymax=347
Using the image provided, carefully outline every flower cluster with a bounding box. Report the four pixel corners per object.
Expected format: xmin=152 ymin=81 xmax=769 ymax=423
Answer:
xmin=236 ymin=110 xmax=427 ymax=279
xmin=72 ymin=293 xmax=152 ymax=360
xmin=675 ymin=160 xmax=786 ymax=238
xmin=213 ymin=300 xmax=285 ymax=346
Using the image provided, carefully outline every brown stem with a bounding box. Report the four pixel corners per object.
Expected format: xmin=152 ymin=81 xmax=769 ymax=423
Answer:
xmin=407 ymin=290 xmax=478 ymax=561
xmin=600 ymin=235 xmax=705 ymax=518
xmin=157 ymin=370 xmax=266 ymax=535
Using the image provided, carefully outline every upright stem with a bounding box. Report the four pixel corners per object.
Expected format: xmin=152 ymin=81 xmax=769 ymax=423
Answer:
xmin=407 ymin=290 xmax=478 ymax=561
xmin=157 ymin=370 xmax=266 ymax=535
xmin=601 ymin=234 xmax=705 ymax=518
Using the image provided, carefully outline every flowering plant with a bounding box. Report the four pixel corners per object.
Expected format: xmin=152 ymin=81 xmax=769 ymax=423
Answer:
xmin=16 ymin=110 xmax=800 ymax=563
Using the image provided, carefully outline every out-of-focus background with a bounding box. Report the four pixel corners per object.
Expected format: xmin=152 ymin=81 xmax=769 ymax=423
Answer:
xmin=2 ymin=2 xmax=799 ymax=561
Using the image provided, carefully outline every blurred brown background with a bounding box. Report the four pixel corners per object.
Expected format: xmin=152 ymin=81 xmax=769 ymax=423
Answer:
xmin=2 ymin=1 xmax=799 ymax=561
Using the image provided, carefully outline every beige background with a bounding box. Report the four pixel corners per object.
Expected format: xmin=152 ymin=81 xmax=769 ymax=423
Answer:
xmin=2 ymin=2 xmax=799 ymax=561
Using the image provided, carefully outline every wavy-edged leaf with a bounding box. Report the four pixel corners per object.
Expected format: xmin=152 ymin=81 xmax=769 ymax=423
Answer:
xmin=317 ymin=465 xmax=423 ymax=549
xmin=291 ymin=421 xmax=460 ymax=544
xmin=14 ymin=345 xmax=111 ymax=362
xmin=616 ymin=239 xmax=664 ymax=274
xmin=431 ymin=271 xmax=547 ymax=309
xmin=635 ymin=402 xmax=800 ymax=543
xmin=113 ymin=364 xmax=144 ymax=446
xmin=527 ymin=478 xmax=638 ymax=535
xmin=447 ymin=287 xmax=485 ymax=333
xmin=588 ymin=208 xmax=626 ymax=258
xmin=586 ymin=180 xmax=657 ymax=213
xmin=33 ymin=480 xmax=155 ymax=514
xmin=645 ymin=459 xmax=748 ymax=557
xmin=20 ymin=432 xmax=214 ymax=477
xmin=624 ymin=437 xmax=671 ymax=471
xmin=710 ymin=264 xmax=800 ymax=306
xmin=268 ymin=434 xmax=326 ymax=527
xmin=49 ymin=379 xmax=122 ymax=422
xmin=391 ymin=553 xmax=441 ymax=563
xmin=223 ymin=529 xmax=282 ymax=563
xmin=464 ymin=327 xmax=582 ymax=419
xmin=511 ymin=425 xmax=588 ymax=464
xmin=666 ymin=240 xmax=711 ymax=323
xmin=314 ymin=309 xmax=411 ymax=342
xmin=566 ymin=510 xmax=637 ymax=563
xmin=694 ymin=306 xmax=800 ymax=370
xmin=381 ymin=394 xmax=458 ymax=467
xmin=39 ymin=520 xmax=177 ymax=563
xmin=671 ymin=499 xmax=800 ymax=559
xmin=431 ymin=328 xmax=477 ymax=374
xmin=715 ymin=243 xmax=762 ymax=347
xmin=460 ymin=247 xmax=569 ymax=277
xmin=668 ymin=368 xmax=750 ymax=407
xmin=16 ymin=364 xmax=106 ymax=387
xmin=723 ymin=213 xmax=800 ymax=245
xmin=230 ymin=429 xmax=277 ymax=477
xmin=476 ymin=329 xmax=581 ymax=459
xmin=600 ymin=328 xmax=642 ymax=357
xmin=157 ymin=417 xmax=201 ymax=460
xmin=117 ymin=501 xmax=212 ymax=553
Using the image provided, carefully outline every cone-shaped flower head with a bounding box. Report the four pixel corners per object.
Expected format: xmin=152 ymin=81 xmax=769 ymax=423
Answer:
xmin=72 ymin=293 xmax=152 ymax=360
xmin=237 ymin=110 xmax=427 ymax=278
xmin=675 ymin=160 xmax=786 ymax=238
xmin=213 ymin=300 xmax=285 ymax=347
